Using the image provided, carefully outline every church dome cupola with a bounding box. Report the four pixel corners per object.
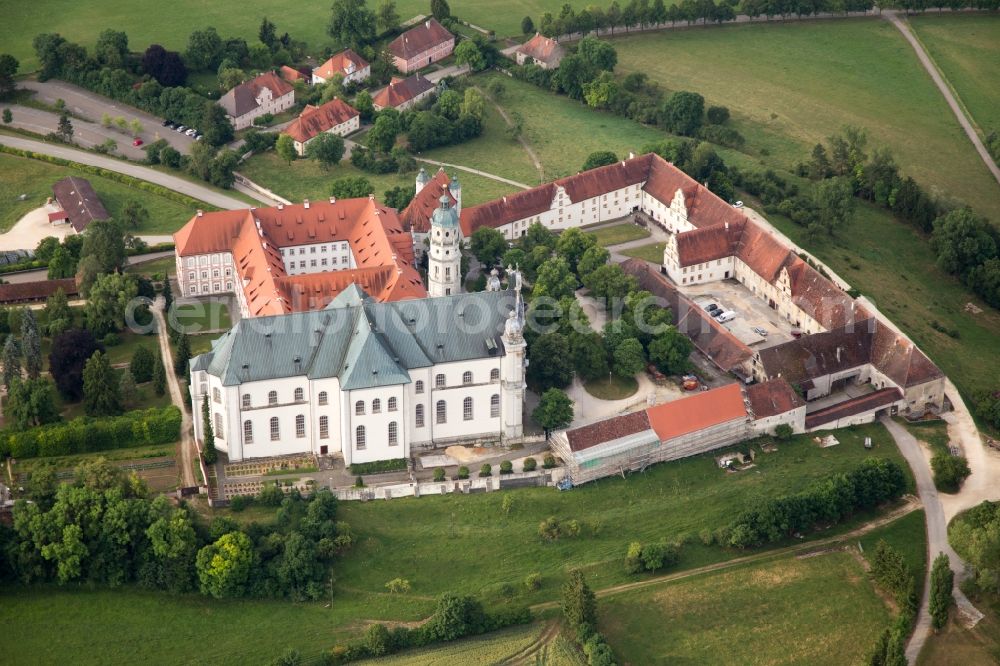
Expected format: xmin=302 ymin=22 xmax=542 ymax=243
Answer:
xmin=431 ymin=194 xmax=459 ymax=229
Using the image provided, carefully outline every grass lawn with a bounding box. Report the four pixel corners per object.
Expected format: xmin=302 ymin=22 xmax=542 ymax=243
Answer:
xmin=169 ymin=299 xmax=231 ymax=333
xmin=763 ymin=200 xmax=1000 ymax=399
xmin=588 ymin=221 xmax=651 ymax=246
xmin=189 ymin=332 xmax=219 ymax=357
xmin=598 ymin=546 xmax=894 ymax=664
xmin=620 ymin=241 xmax=665 ymax=263
xmin=909 ymin=14 xmax=1000 ymax=138
xmin=0 ymin=152 xmax=200 ymax=233
xmin=898 ymin=417 xmax=951 ymax=458
xmin=125 ymin=254 xmax=176 ymax=277
xmin=918 ymin=603 xmax=1000 ymax=666
xmin=58 ymin=374 xmax=172 ymax=420
xmin=612 ymin=19 xmax=1000 ymax=222
xmin=858 ymin=507 xmax=928 ymax=590
xmin=354 ymin=623 xmax=545 ymax=665
xmin=239 ymin=151 xmax=519 ymax=209
xmin=583 ymin=375 xmax=639 ymax=400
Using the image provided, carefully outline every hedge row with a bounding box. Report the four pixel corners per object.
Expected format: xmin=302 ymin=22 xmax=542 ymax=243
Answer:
xmin=348 ymin=458 xmax=407 ymax=475
xmin=0 ymin=406 xmax=182 ymax=459
xmin=0 ymin=145 xmax=218 ymax=212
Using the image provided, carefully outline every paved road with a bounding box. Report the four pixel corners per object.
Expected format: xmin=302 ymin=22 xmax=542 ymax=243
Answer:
xmin=881 ymin=416 xmax=983 ymax=664
xmin=0 ymin=134 xmax=251 ymax=209
xmin=20 ymin=80 xmax=197 ymax=155
xmin=5 ymin=105 xmax=149 ymax=160
xmin=883 ymin=11 xmax=1000 ymax=188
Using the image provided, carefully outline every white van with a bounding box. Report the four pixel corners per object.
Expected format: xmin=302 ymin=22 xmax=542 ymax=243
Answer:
xmin=715 ymin=310 xmax=737 ymax=323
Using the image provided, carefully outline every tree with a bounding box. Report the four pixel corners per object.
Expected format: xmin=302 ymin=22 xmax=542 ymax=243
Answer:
xmin=577 ymin=36 xmax=617 ymax=71
xmin=932 ymin=208 xmax=998 ymax=280
xmin=459 ymin=88 xmax=486 ymax=122
xmin=431 ymin=0 xmax=451 ymax=20
xmin=331 ymin=176 xmax=373 ymax=199
xmin=570 ymin=331 xmax=609 ymax=380
xmin=196 ymin=531 xmax=257 ymax=598
xmin=0 ymin=53 xmax=19 ymax=98
xmin=44 ymin=287 xmax=72 ymax=337
xmin=7 ymin=377 xmax=59 ymax=430
xmin=808 ymin=143 xmax=832 ymax=180
xmin=2 ymin=108 xmax=11 ymax=124
xmin=660 ymin=91 xmax=704 ymax=136
xmin=130 ymin=345 xmax=156 ymax=383
xmin=200 ymin=102 xmax=235 ymax=147
xmin=555 ymin=54 xmax=596 ymax=100
xmin=470 ymin=227 xmax=507 ymax=268
xmin=929 ymin=552 xmax=953 ymax=630
xmin=47 ymin=245 xmax=76 ymax=279
xmin=306 ymin=132 xmax=346 ymax=168
xmin=275 ymin=134 xmax=296 ymax=164
xmin=49 ymin=329 xmax=101 ymax=400
xmin=612 ymin=337 xmax=645 ymax=378
xmin=56 ymin=111 xmax=74 ymax=142
xmin=2 ymin=336 xmax=21 ymax=390
xmin=534 ymin=256 xmax=578 ymax=300
xmin=162 ymin=274 xmax=174 ymax=312
xmin=85 ymin=272 xmax=138 ymax=335
xmin=527 ymin=333 xmax=574 ymax=390
xmin=328 ymin=0 xmax=377 ymax=51
xmin=533 ymin=387 xmax=574 ymax=432
xmin=555 ymin=227 xmax=597 ymax=275
xmin=576 ymin=245 xmax=611 ymax=281
xmin=119 ymin=370 xmax=138 ymax=409
xmin=143 ymin=44 xmax=187 ymax=87
xmin=583 ymin=263 xmax=635 ymax=303
xmin=121 ymin=199 xmax=149 ymax=230
xmin=152 ymin=353 xmax=167 ymax=396
xmin=186 ymin=27 xmax=224 ymax=71
xmin=648 ymin=327 xmax=692 ymax=375
xmin=561 ymin=569 xmax=596 ymax=629
xmin=94 ymin=29 xmax=128 ymax=68
xmin=705 ymin=105 xmax=730 ymax=125
xmin=581 ymin=151 xmax=618 ymax=171
xmin=259 ymin=17 xmax=278 ymax=51
xmin=454 ymin=40 xmax=486 ymax=72
xmin=931 ymin=452 xmax=971 ymax=493
xmin=521 ymin=16 xmax=535 ymax=34
xmin=811 ymin=176 xmax=855 ymax=236
xmin=174 ymin=334 xmax=192 ymax=377
xmin=20 ymin=308 xmax=42 ymax=379
xmin=202 ymin=394 xmax=218 ymax=464
xmin=375 ymin=0 xmax=400 ymax=33
xmin=83 ymin=350 xmax=122 ymax=416
xmin=80 ymin=218 xmax=127 ymax=277
xmin=366 ymin=113 xmax=399 ymax=153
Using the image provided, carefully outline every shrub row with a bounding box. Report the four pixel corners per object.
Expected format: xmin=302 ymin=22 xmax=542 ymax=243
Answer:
xmin=0 ymin=145 xmax=219 ymax=211
xmin=347 ymin=458 xmax=407 ymax=475
xmin=0 ymin=406 xmax=182 ymax=459
xmin=624 ymin=540 xmax=680 ymax=574
xmin=725 ymin=457 xmax=907 ymax=548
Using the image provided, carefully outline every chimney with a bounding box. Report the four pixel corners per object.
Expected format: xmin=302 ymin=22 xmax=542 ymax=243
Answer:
xmin=629 ymin=151 xmax=635 ymax=159
xmin=425 ymin=20 xmax=431 ymax=27
xmin=725 ymin=222 xmax=729 ymax=230
xmin=277 ymin=203 xmax=284 ymax=210
xmin=196 ymin=209 xmax=203 ymax=217
xmin=836 ymin=347 xmax=842 ymax=363
xmin=330 ymin=196 xmax=336 ymax=203
xmin=303 ymin=199 xmax=310 ymax=209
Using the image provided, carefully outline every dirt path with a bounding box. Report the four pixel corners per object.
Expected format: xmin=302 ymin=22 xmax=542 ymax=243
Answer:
xmin=152 ymin=296 xmax=196 ymax=488
xmin=476 ymin=86 xmax=545 ymax=184
xmin=939 ymin=378 xmax=1000 ymax=523
xmin=529 ymin=498 xmax=922 ymax=612
xmin=883 ymin=11 xmax=1000 ymax=188
xmin=412 ymin=156 xmax=532 ymax=190
xmin=499 ymin=620 xmax=561 ymax=665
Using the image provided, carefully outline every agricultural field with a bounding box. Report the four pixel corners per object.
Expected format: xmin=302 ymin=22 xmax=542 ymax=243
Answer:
xmin=238 ymin=151 xmax=519 ymax=209
xmin=612 ymin=19 xmax=1000 ymax=222
xmin=762 ymin=200 xmax=1000 ymax=399
xmin=600 ymin=510 xmax=925 ymax=665
xmin=0 ymin=152 xmax=199 ymax=233
xmin=0 ymin=0 xmax=579 ymax=72
xmin=354 ymin=622 xmax=551 ymax=665
xmin=909 ymin=14 xmax=1000 ymax=139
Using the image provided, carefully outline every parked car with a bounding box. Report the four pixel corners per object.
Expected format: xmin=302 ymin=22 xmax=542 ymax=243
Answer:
xmin=715 ymin=311 xmax=737 ymax=323
xmin=175 ymin=125 xmax=186 ymax=132
xmin=733 ymin=200 xmax=744 ymax=208
xmin=704 ymin=303 xmax=719 ymax=313
xmin=161 ymin=119 xmax=171 ymax=126
xmin=681 ymin=375 xmax=700 ymax=391
xmin=195 ymin=135 xmax=203 ymax=141
xmin=132 ymin=138 xmax=143 ymax=147
xmin=753 ymin=326 xmax=768 ymax=337
xmin=185 ymin=128 xmax=196 ymax=136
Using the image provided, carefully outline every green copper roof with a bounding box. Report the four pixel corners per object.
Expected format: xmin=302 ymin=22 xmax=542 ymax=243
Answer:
xmin=430 ymin=195 xmax=459 ymax=228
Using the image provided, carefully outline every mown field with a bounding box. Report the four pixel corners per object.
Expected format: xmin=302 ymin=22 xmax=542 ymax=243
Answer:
xmin=0 ymin=152 xmax=199 ymax=233
xmin=612 ymin=19 xmax=1000 ymax=222
xmin=0 ymin=422 xmax=911 ymax=663
xmin=0 ymin=0 xmax=576 ymax=72
xmin=910 ymin=14 xmax=1000 ymax=139
xmin=600 ymin=509 xmax=925 ymax=665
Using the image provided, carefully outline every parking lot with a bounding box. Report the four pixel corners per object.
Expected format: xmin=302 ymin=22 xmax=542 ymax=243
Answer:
xmin=683 ymin=280 xmax=798 ymax=349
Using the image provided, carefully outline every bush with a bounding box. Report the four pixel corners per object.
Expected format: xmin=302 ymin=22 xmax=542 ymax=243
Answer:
xmin=257 ymin=483 xmax=285 ymax=506
xmin=229 ymin=494 xmax=252 ymax=512
xmin=102 ymin=332 xmax=122 ymax=347
xmin=457 ymin=466 xmax=469 ymax=479
xmin=706 ymin=105 xmax=730 ymax=125
xmin=349 ymin=458 xmax=407 ymax=475
xmin=384 ymin=577 xmax=411 ymax=593
xmin=479 ymin=463 xmax=492 ymax=477
xmin=354 ymin=475 xmax=365 ymax=488
xmin=543 ymin=453 xmax=556 ymax=469
xmin=499 ymin=460 xmax=513 ymax=475
xmin=522 ymin=456 xmax=537 ymax=472
xmin=932 ymin=452 xmax=971 ymax=493
xmin=524 ymin=572 xmax=542 ymax=591
xmin=624 ymin=541 xmax=643 ymax=574
xmin=774 ymin=423 xmax=794 ymax=441
xmin=433 ymin=467 xmax=446 ymax=482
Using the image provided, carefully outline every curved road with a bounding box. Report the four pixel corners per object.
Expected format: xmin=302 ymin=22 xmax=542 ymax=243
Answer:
xmin=880 ymin=416 xmax=983 ymax=664
xmin=0 ymin=135 xmax=249 ymax=210
xmin=884 ymin=11 xmax=1000 ymax=187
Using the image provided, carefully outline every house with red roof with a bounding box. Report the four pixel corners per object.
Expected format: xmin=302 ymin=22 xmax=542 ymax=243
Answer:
xmin=312 ymin=49 xmax=370 ymax=85
xmin=515 ymin=34 xmax=565 ymax=69
xmin=372 ymin=74 xmax=436 ymax=111
xmin=218 ymin=71 xmax=295 ymax=130
xmin=284 ymin=98 xmax=360 ymax=156
xmin=388 ymin=18 xmax=455 ymax=73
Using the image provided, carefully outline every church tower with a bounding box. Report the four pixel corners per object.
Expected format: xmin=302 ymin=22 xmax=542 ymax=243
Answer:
xmin=415 ymin=167 xmax=430 ymax=194
xmin=500 ymin=267 xmax=526 ymax=440
xmin=427 ymin=194 xmax=462 ymax=297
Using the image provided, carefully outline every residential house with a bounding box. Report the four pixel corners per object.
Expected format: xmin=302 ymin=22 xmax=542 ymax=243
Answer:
xmin=515 ymin=34 xmax=565 ymax=69
xmin=279 ymin=65 xmax=309 ymax=85
xmin=372 ymin=74 xmax=435 ymax=111
xmin=49 ymin=176 xmax=109 ymax=233
xmin=312 ymin=49 xmax=371 ymax=85
xmin=284 ymin=98 xmax=360 ymax=156
xmin=388 ymin=18 xmax=455 ymax=73
xmin=218 ymin=72 xmax=295 ymax=130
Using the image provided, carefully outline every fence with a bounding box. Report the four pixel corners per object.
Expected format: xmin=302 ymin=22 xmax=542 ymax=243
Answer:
xmin=333 ymin=469 xmax=553 ymax=500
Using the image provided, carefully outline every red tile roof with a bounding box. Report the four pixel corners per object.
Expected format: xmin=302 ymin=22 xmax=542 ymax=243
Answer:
xmin=372 ymin=74 xmax=435 ymax=109
xmin=400 ymin=168 xmax=455 ymax=234
xmin=746 ymin=378 xmax=804 ymax=418
xmin=675 ymin=222 xmax=744 ymax=267
xmin=0 ymin=278 xmax=78 ymax=304
xmin=516 ymin=34 xmax=565 ymax=66
xmin=804 ymin=387 xmax=902 ymax=429
xmin=284 ymin=98 xmax=359 ymax=144
xmin=51 ymin=177 xmax=109 ymax=232
xmin=565 ymin=410 xmax=652 ymax=452
xmin=645 ymin=383 xmax=747 ymax=442
xmin=313 ymin=49 xmax=369 ymax=81
xmin=388 ymin=19 xmax=454 ymax=60
xmin=279 ymin=65 xmax=308 ymax=83
xmin=174 ymin=198 xmax=424 ymax=317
